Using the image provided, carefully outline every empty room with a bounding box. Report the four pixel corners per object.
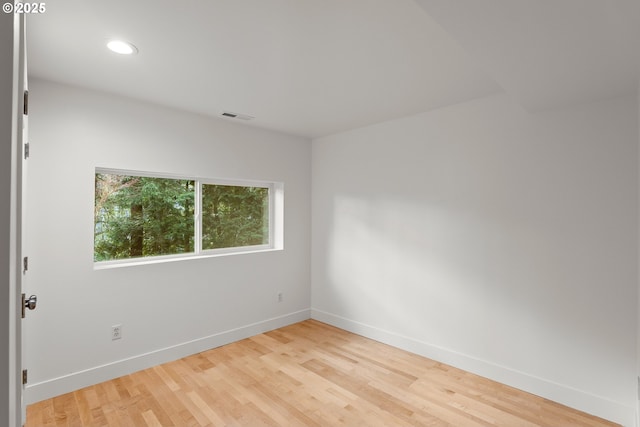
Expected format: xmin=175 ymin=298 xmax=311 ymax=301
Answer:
xmin=1 ymin=0 xmax=639 ymax=426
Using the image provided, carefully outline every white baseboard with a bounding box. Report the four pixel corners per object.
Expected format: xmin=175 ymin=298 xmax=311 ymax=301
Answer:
xmin=311 ymin=308 xmax=634 ymax=427
xmin=25 ymin=309 xmax=311 ymax=405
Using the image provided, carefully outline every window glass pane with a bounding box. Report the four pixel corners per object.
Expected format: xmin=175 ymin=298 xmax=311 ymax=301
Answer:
xmin=94 ymin=173 xmax=195 ymax=261
xmin=201 ymin=184 xmax=269 ymax=250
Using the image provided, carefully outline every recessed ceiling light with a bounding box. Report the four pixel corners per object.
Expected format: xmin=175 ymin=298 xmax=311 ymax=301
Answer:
xmin=107 ymin=40 xmax=138 ymax=55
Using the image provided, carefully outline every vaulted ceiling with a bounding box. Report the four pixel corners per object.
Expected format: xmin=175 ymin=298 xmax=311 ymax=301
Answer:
xmin=27 ymin=0 xmax=640 ymax=138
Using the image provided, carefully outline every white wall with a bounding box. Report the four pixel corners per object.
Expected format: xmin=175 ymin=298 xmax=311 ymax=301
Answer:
xmin=0 ymin=11 xmax=17 ymax=427
xmin=637 ymin=76 xmax=640 ymax=426
xmin=312 ymin=93 xmax=638 ymax=425
xmin=25 ymin=79 xmax=312 ymax=403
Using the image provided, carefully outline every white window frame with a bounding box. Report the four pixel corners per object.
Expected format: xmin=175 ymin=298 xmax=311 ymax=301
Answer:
xmin=94 ymin=168 xmax=283 ymax=269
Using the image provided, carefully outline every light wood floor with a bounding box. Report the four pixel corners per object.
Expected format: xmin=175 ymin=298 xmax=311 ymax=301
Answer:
xmin=26 ymin=320 xmax=619 ymax=427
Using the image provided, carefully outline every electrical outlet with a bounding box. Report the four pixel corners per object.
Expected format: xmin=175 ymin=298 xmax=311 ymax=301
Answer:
xmin=111 ymin=324 xmax=122 ymax=341
xmin=277 ymin=292 xmax=283 ymax=303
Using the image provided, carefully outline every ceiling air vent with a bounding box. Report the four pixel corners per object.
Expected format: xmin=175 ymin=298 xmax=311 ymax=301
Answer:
xmin=221 ymin=111 xmax=254 ymax=121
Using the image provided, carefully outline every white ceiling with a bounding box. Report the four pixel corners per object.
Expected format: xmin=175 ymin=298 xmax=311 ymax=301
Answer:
xmin=27 ymin=0 xmax=640 ymax=139
xmin=415 ymin=0 xmax=640 ymax=112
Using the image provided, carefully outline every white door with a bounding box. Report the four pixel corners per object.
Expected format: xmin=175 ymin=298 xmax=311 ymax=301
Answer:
xmin=1 ymin=9 xmax=28 ymax=427
xmin=16 ymin=12 xmax=32 ymax=427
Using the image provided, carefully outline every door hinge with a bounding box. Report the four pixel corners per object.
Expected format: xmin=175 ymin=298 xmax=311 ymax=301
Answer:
xmin=24 ymin=143 xmax=29 ymax=159
xmin=23 ymin=256 xmax=28 ymax=273
xmin=22 ymin=369 xmax=27 ymax=385
xmin=23 ymin=90 xmax=28 ymax=115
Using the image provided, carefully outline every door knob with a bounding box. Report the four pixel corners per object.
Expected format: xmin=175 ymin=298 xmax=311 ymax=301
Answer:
xmin=21 ymin=294 xmax=37 ymax=318
xmin=25 ymin=294 xmax=37 ymax=310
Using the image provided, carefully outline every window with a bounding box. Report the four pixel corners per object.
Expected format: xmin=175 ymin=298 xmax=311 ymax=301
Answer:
xmin=94 ymin=169 xmax=281 ymax=266
xmin=201 ymin=184 xmax=269 ymax=250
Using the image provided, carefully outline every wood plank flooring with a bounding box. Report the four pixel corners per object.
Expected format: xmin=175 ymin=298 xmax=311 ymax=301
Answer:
xmin=26 ymin=320 xmax=619 ymax=426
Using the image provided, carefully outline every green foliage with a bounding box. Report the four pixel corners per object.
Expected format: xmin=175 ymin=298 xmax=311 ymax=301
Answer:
xmin=94 ymin=174 xmax=195 ymax=261
xmin=202 ymin=184 xmax=269 ymax=250
xmin=94 ymin=174 xmax=270 ymax=262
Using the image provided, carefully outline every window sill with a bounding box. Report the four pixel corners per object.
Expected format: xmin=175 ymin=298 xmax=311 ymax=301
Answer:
xmin=94 ymin=246 xmax=282 ymax=270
